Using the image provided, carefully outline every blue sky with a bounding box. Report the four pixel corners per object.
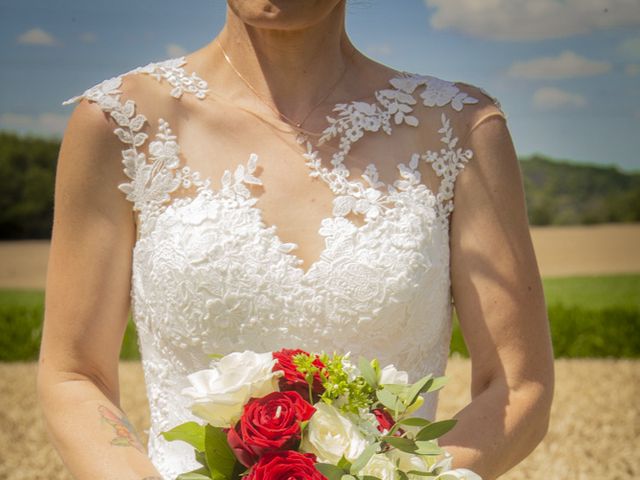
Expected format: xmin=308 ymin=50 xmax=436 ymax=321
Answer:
xmin=1 ymin=0 xmax=639 ymax=172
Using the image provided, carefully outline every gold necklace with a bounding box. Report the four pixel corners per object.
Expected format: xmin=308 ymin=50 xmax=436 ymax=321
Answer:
xmin=216 ymin=37 xmax=355 ymax=131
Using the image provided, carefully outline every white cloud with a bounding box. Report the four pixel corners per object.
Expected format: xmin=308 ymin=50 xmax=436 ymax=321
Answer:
xmin=79 ymin=32 xmax=97 ymax=43
xmin=424 ymin=0 xmax=640 ymax=41
xmin=0 ymin=112 xmax=69 ymax=137
xmin=507 ymin=51 xmax=611 ymax=79
xmin=617 ymin=37 xmax=640 ymax=61
xmin=17 ymin=27 xmax=60 ymax=46
xmin=625 ymin=64 xmax=640 ymax=77
xmin=366 ymin=43 xmax=393 ymax=56
xmin=532 ymin=87 xmax=587 ymax=111
xmin=166 ymin=43 xmax=188 ymax=57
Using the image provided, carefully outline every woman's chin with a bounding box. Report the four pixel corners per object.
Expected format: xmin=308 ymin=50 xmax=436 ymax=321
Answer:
xmin=226 ymin=0 xmax=344 ymax=30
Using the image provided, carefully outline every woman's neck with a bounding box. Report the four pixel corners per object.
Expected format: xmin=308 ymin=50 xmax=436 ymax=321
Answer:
xmin=203 ymin=2 xmax=365 ymax=123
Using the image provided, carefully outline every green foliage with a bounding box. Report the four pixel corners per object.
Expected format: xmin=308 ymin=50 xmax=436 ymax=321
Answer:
xmin=292 ymin=351 xmax=375 ymax=413
xmin=204 ymin=424 xmax=238 ymax=480
xmin=520 ymin=154 xmax=640 ymax=225
xmin=548 ymin=303 xmax=640 ymax=357
xmin=161 ymin=421 xmax=206 ymax=452
xmin=0 ymin=132 xmax=58 ymax=239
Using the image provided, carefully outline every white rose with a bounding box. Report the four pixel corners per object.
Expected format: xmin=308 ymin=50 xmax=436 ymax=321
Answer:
xmin=360 ymin=453 xmax=397 ymax=480
xmin=300 ymin=402 xmax=369 ymax=464
xmin=380 ymin=364 xmax=409 ymax=385
xmin=180 ymin=350 xmax=283 ymax=427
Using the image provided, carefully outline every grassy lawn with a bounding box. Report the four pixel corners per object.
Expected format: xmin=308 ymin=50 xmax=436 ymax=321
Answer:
xmin=1 ymin=274 xmax=639 ymax=361
xmin=542 ymin=273 xmax=640 ymax=309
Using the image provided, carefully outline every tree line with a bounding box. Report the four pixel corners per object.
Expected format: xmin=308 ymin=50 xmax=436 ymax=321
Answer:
xmin=0 ymin=131 xmax=639 ymax=240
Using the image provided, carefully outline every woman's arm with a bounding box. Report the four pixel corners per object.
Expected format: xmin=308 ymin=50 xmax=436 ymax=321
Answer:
xmin=437 ymin=107 xmax=555 ymax=479
xmin=36 ymin=97 xmax=163 ymax=480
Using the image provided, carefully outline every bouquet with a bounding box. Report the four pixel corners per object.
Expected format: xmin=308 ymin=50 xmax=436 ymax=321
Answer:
xmin=160 ymin=348 xmax=481 ymax=480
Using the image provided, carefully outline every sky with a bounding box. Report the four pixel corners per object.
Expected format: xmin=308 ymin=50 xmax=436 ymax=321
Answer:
xmin=1 ymin=0 xmax=639 ymax=172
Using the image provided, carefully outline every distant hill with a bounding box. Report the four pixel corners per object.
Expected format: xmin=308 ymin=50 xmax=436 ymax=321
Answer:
xmin=0 ymin=132 xmax=638 ymax=239
xmin=520 ymin=154 xmax=640 ymax=225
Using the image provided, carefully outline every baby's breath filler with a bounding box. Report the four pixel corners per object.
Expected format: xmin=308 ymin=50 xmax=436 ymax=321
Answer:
xmin=292 ymin=351 xmax=374 ymax=414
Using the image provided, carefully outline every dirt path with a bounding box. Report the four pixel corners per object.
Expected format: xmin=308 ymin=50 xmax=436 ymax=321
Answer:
xmin=1 ymin=223 xmax=639 ymax=289
xmin=2 ymin=358 xmax=638 ymax=479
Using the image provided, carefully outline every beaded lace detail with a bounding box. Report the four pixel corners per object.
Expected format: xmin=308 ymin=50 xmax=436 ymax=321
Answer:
xmin=62 ymin=56 xmax=503 ymax=480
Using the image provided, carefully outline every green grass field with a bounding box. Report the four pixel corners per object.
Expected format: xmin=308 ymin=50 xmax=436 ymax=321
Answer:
xmin=1 ymin=273 xmax=638 ymax=361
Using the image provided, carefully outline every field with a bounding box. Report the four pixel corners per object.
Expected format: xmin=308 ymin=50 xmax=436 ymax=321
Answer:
xmin=1 ymin=223 xmax=639 ymax=479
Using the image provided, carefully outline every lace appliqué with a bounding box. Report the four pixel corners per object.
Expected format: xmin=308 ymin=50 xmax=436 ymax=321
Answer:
xmin=61 ymin=56 xmax=207 ymax=106
xmin=298 ymin=73 xmax=479 ymax=229
xmin=61 ymin=57 xmax=210 ymax=237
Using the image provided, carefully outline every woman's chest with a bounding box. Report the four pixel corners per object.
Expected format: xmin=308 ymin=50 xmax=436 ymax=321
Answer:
xmin=130 ymin=177 xmax=452 ymax=355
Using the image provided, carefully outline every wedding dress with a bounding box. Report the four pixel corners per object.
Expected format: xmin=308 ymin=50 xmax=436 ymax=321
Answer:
xmin=62 ymin=55 xmax=506 ymax=480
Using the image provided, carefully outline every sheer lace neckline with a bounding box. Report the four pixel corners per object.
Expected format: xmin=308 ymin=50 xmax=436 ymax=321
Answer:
xmin=63 ymin=54 xmax=481 ymax=277
xmin=139 ymin=56 xmax=471 ymax=278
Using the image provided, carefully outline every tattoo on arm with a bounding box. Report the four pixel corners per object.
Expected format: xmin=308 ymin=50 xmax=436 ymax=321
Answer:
xmin=97 ymin=404 xmax=145 ymax=453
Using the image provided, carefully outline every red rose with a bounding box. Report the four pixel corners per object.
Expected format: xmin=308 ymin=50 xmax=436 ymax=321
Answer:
xmin=272 ymin=348 xmax=327 ymax=403
xmin=372 ymin=407 xmax=404 ymax=435
xmin=246 ymin=450 xmax=327 ymax=480
xmin=227 ymin=390 xmax=316 ymax=467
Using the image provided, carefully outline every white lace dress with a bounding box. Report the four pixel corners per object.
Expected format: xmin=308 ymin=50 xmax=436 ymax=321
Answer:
xmin=62 ymin=56 xmax=505 ymax=480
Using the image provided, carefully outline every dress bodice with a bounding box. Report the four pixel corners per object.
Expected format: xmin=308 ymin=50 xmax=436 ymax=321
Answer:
xmin=62 ymin=55 xmax=505 ymax=480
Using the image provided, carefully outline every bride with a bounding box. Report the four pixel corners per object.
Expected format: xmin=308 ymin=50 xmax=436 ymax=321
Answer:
xmin=37 ymin=1 xmax=554 ymax=479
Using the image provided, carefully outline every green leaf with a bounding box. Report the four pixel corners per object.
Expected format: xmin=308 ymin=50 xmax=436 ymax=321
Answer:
xmin=341 ymin=475 xmax=357 ymax=480
xmin=388 ymin=416 xmax=431 ymax=436
xmin=413 ymin=440 xmax=443 ymax=456
xmin=424 ymin=376 xmax=448 ymax=393
xmin=161 ymin=421 xmax=206 ymax=452
xmin=378 ymin=383 xmax=410 ymax=396
xmin=397 ymin=470 xmax=409 ymax=480
xmin=358 ymin=356 xmax=378 ymax=388
xmin=396 ymin=417 xmax=432 ymax=427
xmin=315 ymin=463 xmax=347 ymax=480
xmin=376 ymin=388 xmax=403 ymax=414
xmin=415 ymin=419 xmax=458 ymax=441
xmin=350 ymin=442 xmax=380 ymax=475
xmin=406 ymin=469 xmax=438 ymax=477
xmin=372 ymin=359 xmax=381 ymax=380
xmin=337 ymin=454 xmax=352 ymax=471
xmin=204 ymin=424 xmax=237 ymax=479
xmin=207 ymin=353 xmax=224 ymax=360
xmin=176 ymin=468 xmax=212 ymax=480
xmin=194 ymin=450 xmax=207 ymax=467
xmin=380 ymin=435 xmax=418 ymax=453
xmin=405 ymin=375 xmax=434 ymax=406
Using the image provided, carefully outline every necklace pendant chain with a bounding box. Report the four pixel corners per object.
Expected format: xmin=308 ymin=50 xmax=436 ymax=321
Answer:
xmin=216 ymin=37 xmax=355 ymax=133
